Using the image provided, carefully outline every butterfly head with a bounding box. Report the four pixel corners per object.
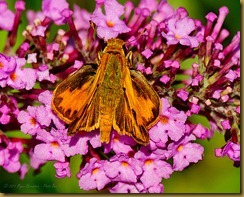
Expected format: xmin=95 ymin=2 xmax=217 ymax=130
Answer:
xmin=103 ymin=38 xmax=126 ymax=55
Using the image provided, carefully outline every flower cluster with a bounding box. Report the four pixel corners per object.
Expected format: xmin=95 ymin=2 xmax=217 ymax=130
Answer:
xmin=0 ymin=0 xmax=240 ymax=193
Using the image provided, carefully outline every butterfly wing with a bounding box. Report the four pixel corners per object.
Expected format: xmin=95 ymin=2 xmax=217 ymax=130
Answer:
xmin=67 ymin=91 xmax=100 ymax=135
xmin=51 ymin=64 xmax=100 ymax=134
xmin=114 ymin=69 xmax=161 ymax=145
xmin=129 ymin=69 xmax=161 ymax=128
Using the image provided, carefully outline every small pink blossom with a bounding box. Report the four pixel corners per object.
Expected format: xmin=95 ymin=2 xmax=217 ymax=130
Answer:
xmin=0 ymin=1 xmax=14 ymax=31
xmin=162 ymin=17 xmax=199 ymax=47
xmin=142 ymin=48 xmax=153 ymax=59
xmin=91 ymin=0 xmax=131 ymax=40
xmin=221 ymin=119 xmax=231 ymax=130
xmin=42 ymin=0 xmax=69 ymax=25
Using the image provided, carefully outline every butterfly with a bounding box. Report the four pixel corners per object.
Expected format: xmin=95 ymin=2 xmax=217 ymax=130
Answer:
xmin=51 ymin=38 xmax=161 ymax=145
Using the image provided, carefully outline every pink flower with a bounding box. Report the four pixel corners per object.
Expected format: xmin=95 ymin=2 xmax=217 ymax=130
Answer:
xmin=151 ymin=98 xmax=187 ymax=142
xmin=225 ymin=69 xmax=237 ymax=82
xmin=27 ymin=53 xmax=37 ymax=63
xmin=0 ymin=94 xmax=19 ymax=125
xmin=26 ymin=10 xmax=45 ymax=25
xmin=141 ymin=48 xmax=153 ymax=59
xmin=19 ymin=164 xmax=29 ymax=180
xmin=110 ymin=182 xmax=141 ymax=193
xmin=104 ymin=154 xmax=142 ymax=183
xmin=91 ymin=0 xmax=131 ymax=40
xmin=0 ymin=56 xmax=37 ymax=90
xmin=0 ymin=141 xmax=23 ymax=173
xmin=215 ymin=142 xmax=240 ymax=162
xmin=221 ymin=119 xmax=231 ymax=130
xmin=73 ymin=5 xmax=91 ymax=30
xmin=34 ymin=129 xmax=69 ymax=162
xmin=42 ymin=0 xmax=69 ymax=25
xmin=63 ymin=131 xmax=101 ymax=157
xmin=0 ymin=53 xmax=16 ymax=81
xmin=135 ymin=150 xmax=173 ymax=189
xmin=0 ymin=1 xmax=14 ymax=31
xmin=54 ymin=162 xmax=71 ymax=178
xmin=176 ymin=89 xmax=189 ymax=101
xmin=138 ymin=0 xmax=157 ymax=12
xmin=78 ymin=158 xmax=111 ymax=191
xmin=160 ymin=75 xmax=170 ymax=84
xmin=162 ymin=17 xmax=199 ymax=47
xmin=167 ymin=135 xmax=204 ymax=171
xmin=104 ymin=131 xmax=136 ymax=154
xmin=192 ymin=124 xmax=212 ymax=139
xmin=18 ymin=105 xmax=51 ymax=135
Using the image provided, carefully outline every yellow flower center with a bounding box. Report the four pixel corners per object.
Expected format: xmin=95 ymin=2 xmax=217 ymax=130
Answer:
xmin=113 ymin=134 xmax=119 ymax=142
xmin=121 ymin=161 xmax=129 ymax=167
xmin=30 ymin=117 xmax=37 ymax=125
xmin=160 ymin=115 xmax=169 ymax=124
xmin=92 ymin=167 xmax=99 ymax=174
xmin=177 ymin=145 xmax=183 ymax=152
xmin=144 ymin=159 xmax=153 ymax=166
xmin=10 ymin=73 xmax=17 ymax=81
xmin=106 ymin=20 xmax=115 ymax=27
xmin=51 ymin=141 xmax=59 ymax=148
xmin=175 ymin=34 xmax=181 ymax=39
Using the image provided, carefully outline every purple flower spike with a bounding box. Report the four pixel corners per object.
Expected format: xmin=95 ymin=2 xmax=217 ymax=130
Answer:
xmin=0 ymin=0 xmax=240 ymax=192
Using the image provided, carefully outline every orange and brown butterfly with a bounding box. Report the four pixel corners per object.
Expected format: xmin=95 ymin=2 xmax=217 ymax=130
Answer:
xmin=51 ymin=38 xmax=161 ymax=146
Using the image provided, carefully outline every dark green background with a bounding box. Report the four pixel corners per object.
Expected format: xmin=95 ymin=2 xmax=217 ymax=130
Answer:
xmin=0 ymin=0 xmax=240 ymax=193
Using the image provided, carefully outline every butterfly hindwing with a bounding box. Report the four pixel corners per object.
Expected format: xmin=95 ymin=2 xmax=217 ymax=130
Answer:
xmin=68 ymin=93 xmax=100 ymax=135
xmin=129 ymin=69 xmax=161 ymax=129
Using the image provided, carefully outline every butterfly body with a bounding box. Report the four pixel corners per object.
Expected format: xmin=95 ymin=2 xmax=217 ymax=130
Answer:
xmin=95 ymin=52 xmax=126 ymax=142
xmin=51 ymin=38 xmax=161 ymax=145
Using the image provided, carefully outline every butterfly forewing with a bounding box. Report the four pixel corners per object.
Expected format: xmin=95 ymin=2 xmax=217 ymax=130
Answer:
xmin=51 ymin=64 xmax=98 ymax=124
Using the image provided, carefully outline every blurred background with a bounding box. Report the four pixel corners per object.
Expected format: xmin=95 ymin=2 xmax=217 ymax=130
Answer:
xmin=0 ymin=0 xmax=240 ymax=193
